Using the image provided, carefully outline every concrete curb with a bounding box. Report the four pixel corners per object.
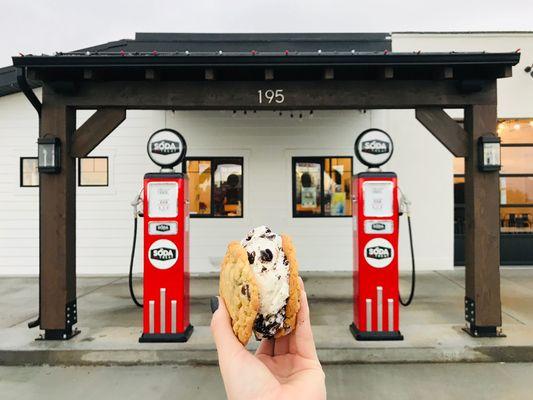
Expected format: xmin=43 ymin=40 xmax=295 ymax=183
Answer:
xmin=1 ymin=324 xmax=533 ymax=366
xmin=3 ymin=346 xmax=533 ymax=366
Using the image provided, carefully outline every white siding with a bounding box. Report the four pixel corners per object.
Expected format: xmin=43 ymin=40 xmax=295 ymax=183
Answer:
xmin=3 ymin=31 xmax=531 ymax=275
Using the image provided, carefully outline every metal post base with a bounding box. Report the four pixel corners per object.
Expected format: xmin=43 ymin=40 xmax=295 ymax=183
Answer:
xmin=37 ymin=327 xmax=81 ymax=341
xmin=350 ymin=323 xmax=404 ymax=341
xmin=462 ymin=324 xmax=505 ymax=338
xmin=139 ymin=324 xmax=194 ymax=343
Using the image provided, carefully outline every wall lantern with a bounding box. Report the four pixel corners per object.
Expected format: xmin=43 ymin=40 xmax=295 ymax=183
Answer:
xmin=37 ymin=136 xmax=61 ymax=173
xmin=478 ymin=134 xmax=501 ymax=172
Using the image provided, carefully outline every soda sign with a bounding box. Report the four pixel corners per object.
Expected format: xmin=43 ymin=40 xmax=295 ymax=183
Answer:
xmin=366 ymin=245 xmax=392 ymax=260
xmin=147 ymin=129 xmax=187 ymax=168
xmin=148 ymin=239 xmax=179 ymax=269
xmin=361 ymin=140 xmax=389 ymax=155
xmin=151 ymin=140 xmax=180 ymax=155
xmin=355 ymin=129 xmax=394 ymax=168
xmin=363 ymin=237 xmax=394 ymax=268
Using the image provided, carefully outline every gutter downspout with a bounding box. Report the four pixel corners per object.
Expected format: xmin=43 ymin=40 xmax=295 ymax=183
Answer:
xmin=16 ymin=67 xmax=41 ymax=116
xmin=17 ymin=67 xmax=42 ymax=329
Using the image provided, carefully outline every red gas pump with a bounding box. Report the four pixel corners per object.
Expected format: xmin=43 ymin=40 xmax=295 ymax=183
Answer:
xmin=134 ymin=129 xmax=193 ymax=342
xmin=350 ymin=129 xmax=410 ymax=341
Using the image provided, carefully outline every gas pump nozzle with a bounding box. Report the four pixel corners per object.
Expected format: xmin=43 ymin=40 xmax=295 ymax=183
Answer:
xmin=398 ymin=188 xmax=411 ymax=216
xmin=131 ymin=190 xmax=144 ymax=218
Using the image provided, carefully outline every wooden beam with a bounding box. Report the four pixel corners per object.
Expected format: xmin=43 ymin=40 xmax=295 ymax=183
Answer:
xmin=71 ymin=108 xmax=126 ymax=157
xmin=378 ymin=67 xmax=394 ymax=79
xmin=415 ymin=108 xmax=468 ymax=157
xmin=48 ymin=79 xmax=497 ymax=110
xmin=145 ymin=69 xmax=160 ymax=80
xmin=83 ymin=69 xmax=94 ymax=80
xmin=433 ymin=67 xmax=454 ymax=80
xmin=264 ymin=68 xmax=274 ymax=80
xmin=204 ymin=68 xmax=216 ymax=80
xmin=323 ymin=68 xmax=334 ymax=80
xmin=39 ymin=92 xmax=78 ymax=339
xmin=463 ymin=104 xmax=502 ymax=335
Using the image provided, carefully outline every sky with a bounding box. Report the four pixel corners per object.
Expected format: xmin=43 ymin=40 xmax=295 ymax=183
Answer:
xmin=1 ymin=0 xmax=532 ymax=66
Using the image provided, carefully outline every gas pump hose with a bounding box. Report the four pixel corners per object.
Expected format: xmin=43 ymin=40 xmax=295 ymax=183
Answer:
xmin=129 ymin=215 xmax=143 ymax=308
xmin=399 ymin=215 xmax=416 ymax=306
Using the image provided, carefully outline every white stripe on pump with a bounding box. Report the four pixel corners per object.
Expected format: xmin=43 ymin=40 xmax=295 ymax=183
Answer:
xmin=160 ymin=288 xmax=166 ymax=333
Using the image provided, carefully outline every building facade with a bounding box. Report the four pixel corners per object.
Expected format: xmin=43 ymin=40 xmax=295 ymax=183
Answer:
xmin=0 ymin=32 xmax=531 ymax=275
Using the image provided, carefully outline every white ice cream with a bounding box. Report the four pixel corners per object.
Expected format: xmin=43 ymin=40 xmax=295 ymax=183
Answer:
xmin=241 ymin=226 xmax=290 ymax=337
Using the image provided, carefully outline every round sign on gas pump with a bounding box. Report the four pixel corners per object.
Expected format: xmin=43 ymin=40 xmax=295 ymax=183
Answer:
xmin=146 ymin=129 xmax=187 ymax=168
xmin=148 ymin=239 xmax=179 ymax=270
xmin=354 ymin=129 xmax=394 ymax=168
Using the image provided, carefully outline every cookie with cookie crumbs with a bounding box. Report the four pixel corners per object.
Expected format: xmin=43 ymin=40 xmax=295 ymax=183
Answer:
xmin=219 ymin=241 xmax=261 ymax=345
xmin=219 ymin=226 xmax=301 ymax=345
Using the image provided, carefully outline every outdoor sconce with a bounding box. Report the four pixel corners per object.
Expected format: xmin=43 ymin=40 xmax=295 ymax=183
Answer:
xmin=37 ymin=136 xmax=61 ymax=173
xmin=478 ymin=134 xmax=501 ymax=172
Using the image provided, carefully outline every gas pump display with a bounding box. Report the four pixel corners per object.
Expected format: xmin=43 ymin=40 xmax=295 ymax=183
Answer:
xmin=134 ymin=128 xmax=193 ymax=342
xmin=350 ymin=129 xmax=414 ymax=341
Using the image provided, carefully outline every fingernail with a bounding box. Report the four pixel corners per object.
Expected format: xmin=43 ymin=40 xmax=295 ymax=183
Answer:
xmin=210 ymin=296 xmax=219 ymax=313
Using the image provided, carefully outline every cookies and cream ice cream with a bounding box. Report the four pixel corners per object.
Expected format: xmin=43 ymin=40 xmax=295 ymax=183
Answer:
xmin=241 ymin=225 xmax=290 ymax=339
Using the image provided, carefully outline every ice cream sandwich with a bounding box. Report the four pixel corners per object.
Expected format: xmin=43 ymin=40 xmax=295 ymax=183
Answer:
xmin=219 ymin=226 xmax=300 ymax=345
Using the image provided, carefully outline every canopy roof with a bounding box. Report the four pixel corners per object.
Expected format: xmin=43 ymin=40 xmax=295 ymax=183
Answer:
xmin=7 ymin=32 xmax=519 ymax=88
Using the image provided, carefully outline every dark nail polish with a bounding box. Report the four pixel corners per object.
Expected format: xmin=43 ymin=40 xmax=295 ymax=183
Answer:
xmin=210 ymin=296 xmax=219 ymax=313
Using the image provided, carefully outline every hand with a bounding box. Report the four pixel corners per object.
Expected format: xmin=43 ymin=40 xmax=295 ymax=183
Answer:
xmin=210 ymin=278 xmax=326 ymax=400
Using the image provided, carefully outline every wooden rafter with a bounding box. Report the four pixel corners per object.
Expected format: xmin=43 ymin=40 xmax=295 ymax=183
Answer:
xmin=415 ymin=108 xmax=468 ymax=157
xmin=71 ymin=107 xmax=126 ymax=157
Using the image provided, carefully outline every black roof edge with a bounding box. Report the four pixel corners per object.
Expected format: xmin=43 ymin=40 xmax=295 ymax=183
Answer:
xmin=134 ymin=32 xmax=392 ymax=42
xmin=11 ymin=51 xmax=521 ymax=68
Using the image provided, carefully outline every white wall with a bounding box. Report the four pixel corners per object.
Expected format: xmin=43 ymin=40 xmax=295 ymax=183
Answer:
xmin=392 ymin=32 xmax=533 ymax=118
xmin=0 ymin=90 xmax=41 ymax=275
xmin=0 ymin=98 xmax=452 ymax=274
xmin=7 ymin=31 xmax=532 ymax=275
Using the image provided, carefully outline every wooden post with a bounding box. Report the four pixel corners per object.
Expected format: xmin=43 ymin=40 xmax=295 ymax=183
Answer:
xmin=39 ymin=93 xmax=78 ymax=340
xmin=463 ymin=104 xmax=502 ymax=336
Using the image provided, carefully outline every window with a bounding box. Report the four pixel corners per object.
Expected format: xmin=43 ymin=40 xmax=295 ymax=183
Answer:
xmin=292 ymin=156 xmax=352 ymax=217
xmin=20 ymin=157 xmax=39 ymax=187
xmin=78 ymin=157 xmax=109 ymax=187
xmin=185 ymin=157 xmax=243 ymax=218
xmin=454 ymin=119 xmax=533 ymax=234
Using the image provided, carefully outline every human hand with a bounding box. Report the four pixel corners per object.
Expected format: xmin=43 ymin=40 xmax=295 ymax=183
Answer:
xmin=210 ymin=278 xmax=326 ymax=400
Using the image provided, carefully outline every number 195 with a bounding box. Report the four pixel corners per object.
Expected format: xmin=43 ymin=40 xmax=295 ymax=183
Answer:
xmin=258 ymin=89 xmax=285 ymax=104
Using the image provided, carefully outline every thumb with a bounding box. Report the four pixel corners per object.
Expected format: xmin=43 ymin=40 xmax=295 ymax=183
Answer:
xmin=210 ymin=296 xmax=245 ymax=362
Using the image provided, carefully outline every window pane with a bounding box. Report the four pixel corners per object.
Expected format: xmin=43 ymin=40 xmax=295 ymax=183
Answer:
xmin=213 ymin=160 xmax=243 ymax=217
xmin=501 ymin=147 xmax=533 ymax=174
xmin=187 ymin=160 xmax=212 ymax=215
xmin=454 ymin=206 xmax=465 ymax=234
xmin=454 ymin=176 xmax=465 ymax=204
xmin=453 ymin=158 xmax=465 ymax=175
xmin=501 ymin=207 xmax=533 ymax=234
xmin=498 ymin=119 xmax=533 ymax=144
xmin=79 ymin=157 xmax=108 ymax=186
xmin=500 ymin=177 xmax=533 ymax=205
xmin=295 ymin=161 xmax=322 ymax=216
xmin=21 ymin=158 xmax=39 ymax=187
xmin=323 ymin=157 xmax=352 ymax=216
